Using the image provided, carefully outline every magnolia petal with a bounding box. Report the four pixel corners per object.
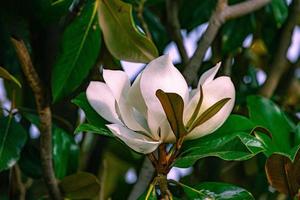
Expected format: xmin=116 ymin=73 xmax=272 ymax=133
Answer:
xmin=186 ymin=77 xmax=235 ymax=140
xmin=197 ymin=62 xmax=221 ymax=87
xmin=127 ymin=74 xmax=148 ymax=117
xmin=159 ymin=117 xmax=176 ymax=143
xmin=103 ymin=69 xmax=148 ymax=132
xmin=103 ymin=69 xmax=130 ymax=101
xmin=86 ymin=81 xmax=120 ymax=124
xmin=107 ymin=124 xmax=161 ymax=154
xmin=140 ymin=55 xmax=189 ymax=139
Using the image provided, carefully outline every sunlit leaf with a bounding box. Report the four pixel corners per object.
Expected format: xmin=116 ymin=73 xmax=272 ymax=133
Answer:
xmin=98 ymin=0 xmax=158 ymax=62
xmin=0 ymin=66 xmax=21 ymax=88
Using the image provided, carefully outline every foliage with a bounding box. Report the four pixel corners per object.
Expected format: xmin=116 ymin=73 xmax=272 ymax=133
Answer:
xmin=0 ymin=0 xmax=299 ymax=199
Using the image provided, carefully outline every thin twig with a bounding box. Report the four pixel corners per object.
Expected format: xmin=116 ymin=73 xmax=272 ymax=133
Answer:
xmin=166 ymin=0 xmax=189 ymax=64
xmin=10 ymin=165 xmax=26 ymax=200
xmin=182 ymin=0 xmax=271 ymax=85
xmin=11 ymin=38 xmax=62 ymax=200
xmin=259 ymin=0 xmax=300 ymax=98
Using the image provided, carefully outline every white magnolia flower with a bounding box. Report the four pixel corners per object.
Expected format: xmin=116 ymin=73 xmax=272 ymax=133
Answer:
xmin=86 ymin=55 xmax=235 ymax=154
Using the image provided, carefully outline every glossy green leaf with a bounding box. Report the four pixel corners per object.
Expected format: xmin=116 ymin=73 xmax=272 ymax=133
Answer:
xmin=0 ymin=116 xmax=27 ymax=171
xmin=59 ymin=172 xmax=101 ymax=199
xmin=172 ymin=181 xmax=254 ymax=200
xmin=74 ymin=123 xmax=113 ymax=137
xmin=0 ymin=66 xmax=21 ymax=88
xmin=52 ymin=0 xmax=101 ymax=101
xmin=247 ymin=95 xmax=293 ymax=155
xmin=175 ymin=115 xmax=265 ymax=167
xmin=98 ymin=0 xmax=158 ymax=62
xmin=72 ymin=93 xmax=111 ymax=136
xmin=156 ymin=90 xmax=186 ymax=138
xmin=53 ymin=127 xmax=79 ymax=179
xmin=293 ymin=124 xmax=300 ymax=147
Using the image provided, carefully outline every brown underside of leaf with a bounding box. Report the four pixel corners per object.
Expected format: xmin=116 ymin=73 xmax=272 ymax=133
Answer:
xmin=265 ymin=149 xmax=300 ymax=197
xmin=156 ymin=89 xmax=186 ymax=138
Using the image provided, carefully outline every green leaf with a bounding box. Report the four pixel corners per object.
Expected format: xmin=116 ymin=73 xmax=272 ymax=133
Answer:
xmin=59 ymin=172 xmax=101 ymax=199
xmin=21 ymin=112 xmax=79 ymax=178
xmin=53 ymin=127 xmax=79 ymax=179
xmin=32 ymin=0 xmax=73 ymax=23
xmin=179 ymin=0 xmax=217 ymax=31
xmin=0 ymin=66 xmax=21 ymax=88
xmin=52 ymin=0 xmax=101 ymax=101
xmin=222 ymin=15 xmax=255 ymax=55
xmin=174 ymin=115 xmax=265 ymax=167
xmin=98 ymin=0 xmax=158 ymax=62
xmin=0 ymin=116 xmax=27 ymax=171
xmin=171 ymin=181 xmax=254 ymax=200
xmin=269 ymin=0 xmax=288 ymax=28
xmin=75 ymin=123 xmax=112 ymax=136
xmin=72 ymin=93 xmax=111 ymax=137
xmin=156 ymin=89 xmax=186 ymax=138
xmin=247 ymin=95 xmax=293 ymax=155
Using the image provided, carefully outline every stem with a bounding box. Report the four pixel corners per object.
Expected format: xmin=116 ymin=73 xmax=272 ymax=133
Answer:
xmin=11 ymin=37 xmax=62 ymax=200
xmin=145 ymin=182 xmax=155 ymax=200
xmin=155 ymin=174 xmax=172 ymax=200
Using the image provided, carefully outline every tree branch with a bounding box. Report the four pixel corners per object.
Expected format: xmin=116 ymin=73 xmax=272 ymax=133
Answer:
xmin=11 ymin=38 xmax=62 ymax=200
xmin=166 ymin=0 xmax=189 ymax=64
xmin=128 ymin=158 xmax=155 ymax=200
xmin=183 ymin=0 xmax=271 ymax=85
xmin=259 ymin=0 xmax=300 ymax=98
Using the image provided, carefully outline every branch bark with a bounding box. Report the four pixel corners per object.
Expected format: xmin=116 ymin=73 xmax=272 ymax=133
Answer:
xmin=128 ymin=158 xmax=155 ymax=200
xmin=259 ymin=0 xmax=300 ymax=98
xmin=166 ymin=0 xmax=189 ymax=64
xmin=182 ymin=0 xmax=271 ymax=85
xmin=11 ymin=38 xmax=62 ymax=200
